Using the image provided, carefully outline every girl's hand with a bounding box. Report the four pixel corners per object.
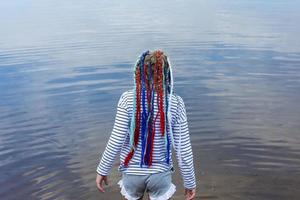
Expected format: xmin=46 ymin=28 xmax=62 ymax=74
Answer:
xmin=96 ymin=174 xmax=109 ymax=193
xmin=185 ymin=188 xmax=196 ymax=200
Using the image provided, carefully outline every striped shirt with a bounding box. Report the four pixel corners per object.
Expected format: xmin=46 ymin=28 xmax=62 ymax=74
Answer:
xmin=96 ymin=89 xmax=196 ymax=189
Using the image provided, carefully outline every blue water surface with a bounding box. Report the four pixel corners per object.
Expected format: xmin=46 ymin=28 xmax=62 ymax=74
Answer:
xmin=0 ymin=0 xmax=300 ymax=199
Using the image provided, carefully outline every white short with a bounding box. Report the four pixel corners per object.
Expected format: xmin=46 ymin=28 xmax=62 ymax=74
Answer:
xmin=118 ymin=170 xmax=176 ymax=200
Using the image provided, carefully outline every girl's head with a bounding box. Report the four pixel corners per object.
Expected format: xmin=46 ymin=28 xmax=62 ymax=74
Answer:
xmin=124 ymin=50 xmax=174 ymax=167
xmin=134 ymin=50 xmax=172 ymax=94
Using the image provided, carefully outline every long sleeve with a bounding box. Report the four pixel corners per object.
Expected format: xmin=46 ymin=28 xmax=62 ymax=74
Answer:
xmin=96 ymin=92 xmax=129 ymax=176
xmin=172 ymin=95 xmax=196 ymax=189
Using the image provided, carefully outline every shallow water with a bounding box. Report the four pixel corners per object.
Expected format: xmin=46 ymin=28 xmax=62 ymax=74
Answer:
xmin=1 ymin=0 xmax=300 ymax=199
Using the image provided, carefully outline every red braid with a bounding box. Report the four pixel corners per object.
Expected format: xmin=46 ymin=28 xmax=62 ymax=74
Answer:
xmin=124 ymin=50 xmax=168 ymax=167
xmin=148 ymin=51 xmax=166 ymax=166
xmin=124 ymin=68 xmax=142 ymax=167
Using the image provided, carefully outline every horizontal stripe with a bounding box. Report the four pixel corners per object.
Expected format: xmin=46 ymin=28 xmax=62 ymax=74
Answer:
xmin=97 ymin=89 xmax=196 ymax=189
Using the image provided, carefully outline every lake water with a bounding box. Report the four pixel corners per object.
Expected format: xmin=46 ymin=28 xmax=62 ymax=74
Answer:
xmin=1 ymin=0 xmax=300 ymax=199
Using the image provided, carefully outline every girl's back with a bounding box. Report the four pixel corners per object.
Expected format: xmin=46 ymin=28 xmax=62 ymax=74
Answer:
xmin=96 ymin=50 xmax=196 ymax=200
xmin=116 ymin=89 xmax=185 ymax=174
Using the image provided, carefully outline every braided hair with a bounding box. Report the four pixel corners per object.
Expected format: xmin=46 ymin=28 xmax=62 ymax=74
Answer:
xmin=124 ymin=50 xmax=174 ymax=167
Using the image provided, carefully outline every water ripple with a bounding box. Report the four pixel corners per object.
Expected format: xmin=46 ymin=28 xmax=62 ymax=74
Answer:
xmin=1 ymin=0 xmax=300 ymax=199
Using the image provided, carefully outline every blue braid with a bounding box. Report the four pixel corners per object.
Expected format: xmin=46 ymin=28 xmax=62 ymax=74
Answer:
xmin=145 ymin=87 xmax=155 ymax=166
xmin=140 ymin=50 xmax=149 ymax=167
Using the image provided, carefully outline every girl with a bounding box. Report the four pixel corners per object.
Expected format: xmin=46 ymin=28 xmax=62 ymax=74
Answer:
xmin=96 ymin=50 xmax=196 ymax=200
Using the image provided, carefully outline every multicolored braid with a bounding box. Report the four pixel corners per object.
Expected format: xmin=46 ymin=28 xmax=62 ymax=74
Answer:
xmin=124 ymin=50 xmax=173 ymax=167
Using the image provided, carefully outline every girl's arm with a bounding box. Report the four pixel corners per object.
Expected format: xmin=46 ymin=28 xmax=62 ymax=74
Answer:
xmin=172 ymin=95 xmax=196 ymax=190
xmin=96 ymin=91 xmax=129 ymax=176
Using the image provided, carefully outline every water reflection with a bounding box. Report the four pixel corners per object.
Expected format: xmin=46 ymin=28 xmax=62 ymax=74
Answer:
xmin=0 ymin=0 xmax=300 ymax=199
